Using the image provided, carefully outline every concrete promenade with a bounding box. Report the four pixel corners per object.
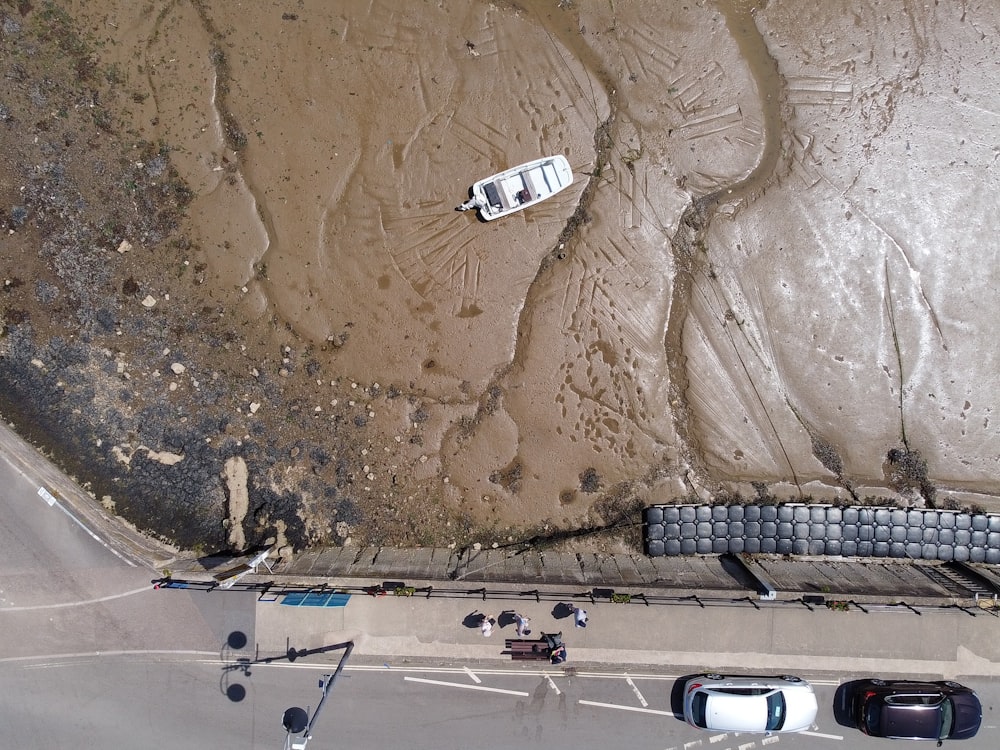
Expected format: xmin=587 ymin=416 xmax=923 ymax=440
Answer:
xmin=5 ymin=416 xmax=1000 ymax=680
xmin=251 ymin=574 xmax=1000 ymax=680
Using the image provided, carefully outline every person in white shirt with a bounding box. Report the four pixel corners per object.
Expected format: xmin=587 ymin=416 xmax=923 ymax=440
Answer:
xmin=478 ymin=613 xmax=494 ymax=637
xmin=514 ymin=613 xmax=531 ymax=637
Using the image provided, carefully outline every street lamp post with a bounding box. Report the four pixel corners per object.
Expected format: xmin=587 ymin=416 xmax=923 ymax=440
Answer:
xmin=282 ymin=640 xmax=354 ymax=750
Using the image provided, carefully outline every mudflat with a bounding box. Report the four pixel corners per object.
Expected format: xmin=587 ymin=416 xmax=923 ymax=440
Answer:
xmin=1 ymin=1 xmax=998 ymax=554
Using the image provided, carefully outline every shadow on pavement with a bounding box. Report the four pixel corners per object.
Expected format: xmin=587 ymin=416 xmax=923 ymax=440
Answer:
xmin=833 ymin=680 xmax=864 ymax=729
xmin=669 ymin=674 xmax=702 ymax=721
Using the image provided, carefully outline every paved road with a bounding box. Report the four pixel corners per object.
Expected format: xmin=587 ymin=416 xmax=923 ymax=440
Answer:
xmin=2 ymin=653 xmax=997 ymax=749
xmin=1 ymin=422 xmax=999 ymax=748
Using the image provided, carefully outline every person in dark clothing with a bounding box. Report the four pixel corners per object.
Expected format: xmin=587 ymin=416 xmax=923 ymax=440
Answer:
xmin=549 ymin=644 xmax=567 ymax=664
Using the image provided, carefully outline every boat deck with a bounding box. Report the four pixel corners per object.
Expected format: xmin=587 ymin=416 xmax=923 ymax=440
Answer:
xmin=461 ymin=155 xmax=572 ymax=220
xmin=489 ymin=161 xmax=565 ymax=210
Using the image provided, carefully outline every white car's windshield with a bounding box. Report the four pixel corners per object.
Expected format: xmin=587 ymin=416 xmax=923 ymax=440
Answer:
xmin=766 ymin=692 xmax=787 ymax=731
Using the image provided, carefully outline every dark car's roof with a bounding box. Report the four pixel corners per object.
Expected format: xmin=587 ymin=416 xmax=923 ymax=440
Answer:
xmin=875 ymin=703 xmax=943 ymax=739
xmin=867 ymin=691 xmax=982 ymax=740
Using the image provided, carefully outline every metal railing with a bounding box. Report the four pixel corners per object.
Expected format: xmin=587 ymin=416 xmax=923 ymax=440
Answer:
xmin=152 ymin=577 xmax=1000 ymax=617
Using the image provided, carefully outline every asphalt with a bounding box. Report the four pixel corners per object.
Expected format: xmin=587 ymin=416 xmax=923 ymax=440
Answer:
xmin=5 ymin=417 xmax=1000 ymax=680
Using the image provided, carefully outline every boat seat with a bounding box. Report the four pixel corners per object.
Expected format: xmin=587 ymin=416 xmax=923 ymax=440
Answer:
xmin=483 ymin=182 xmax=502 ymax=209
xmin=523 ymin=168 xmax=545 ymax=200
xmin=495 ymin=179 xmax=516 ymax=210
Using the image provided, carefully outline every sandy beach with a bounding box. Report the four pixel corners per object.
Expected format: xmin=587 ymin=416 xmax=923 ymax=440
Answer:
xmin=1 ymin=0 xmax=998 ymax=553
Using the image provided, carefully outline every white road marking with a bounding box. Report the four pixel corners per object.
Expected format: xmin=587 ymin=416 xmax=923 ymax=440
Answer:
xmin=579 ymin=699 xmax=680 ymax=717
xmin=799 ymin=731 xmax=842 ymax=740
xmin=333 ymin=665 xmax=841 ymax=684
xmin=35 ymin=485 xmax=136 ymax=566
xmin=709 ymin=735 xmax=728 ymax=744
xmin=463 ymin=666 xmax=481 ymax=684
xmin=404 ymin=676 xmax=529 ymax=696
xmin=545 ymin=673 xmax=561 ymax=695
xmin=761 ymin=737 xmax=780 ymax=745
xmin=684 ymin=740 xmax=704 ymax=750
xmin=0 ymin=649 xmax=218 ymax=666
xmin=625 ymin=673 xmax=649 ymax=706
xmin=0 ymin=585 xmax=153 ymax=612
xmin=738 ymin=742 xmax=756 ymax=750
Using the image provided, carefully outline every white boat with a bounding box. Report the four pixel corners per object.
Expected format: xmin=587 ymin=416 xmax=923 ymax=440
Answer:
xmin=457 ymin=155 xmax=573 ymax=221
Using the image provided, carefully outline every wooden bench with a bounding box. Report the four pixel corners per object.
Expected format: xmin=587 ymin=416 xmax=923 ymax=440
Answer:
xmin=505 ymin=638 xmax=551 ymax=661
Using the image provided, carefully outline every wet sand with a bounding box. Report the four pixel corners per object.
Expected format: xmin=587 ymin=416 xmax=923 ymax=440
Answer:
xmin=3 ymin=0 xmax=999 ymax=551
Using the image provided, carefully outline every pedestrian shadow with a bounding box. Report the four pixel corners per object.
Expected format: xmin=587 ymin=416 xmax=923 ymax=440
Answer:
xmin=550 ymin=601 xmax=575 ymax=619
xmin=463 ymin=611 xmax=489 ymax=629
xmin=497 ymin=610 xmax=517 ymax=629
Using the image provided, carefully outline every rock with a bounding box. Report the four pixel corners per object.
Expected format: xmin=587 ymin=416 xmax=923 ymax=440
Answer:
xmin=145 ymin=448 xmax=184 ymax=466
xmin=141 ymin=295 xmax=157 ymax=308
xmin=223 ymin=456 xmax=250 ymax=552
xmin=116 ymin=239 xmax=132 ymax=254
xmin=170 ymin=362 xmax=186 ymax=374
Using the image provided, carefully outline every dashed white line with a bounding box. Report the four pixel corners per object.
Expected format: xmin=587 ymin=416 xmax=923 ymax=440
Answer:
xmin=35 ymin=485 xmax=136 ymax=566
xmin=684 ymin=740 xmax=704 ymax=750
xmin=799 ymin=731 xmax=842 ymax=740
xmin=738 ymin=742 xmax=756 ymax=750
xmin=463 ymin=666 xmax=481 ymax=684
xmin=404 ymin=677 xmax=528 ymax=696
xmin=761 ymin=737 xmax=780 ymax=746
xmin=709 ymin=733 xmax=728 ymax=743
xmin=579 ymin=699 xmax=679 ymax=717
xmin=625 ymin=673 xmax=649 ymax=707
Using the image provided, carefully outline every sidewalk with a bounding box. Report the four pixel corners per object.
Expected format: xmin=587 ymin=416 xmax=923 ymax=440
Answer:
xmin=252 ymin=577 xmax=1000 ymax=680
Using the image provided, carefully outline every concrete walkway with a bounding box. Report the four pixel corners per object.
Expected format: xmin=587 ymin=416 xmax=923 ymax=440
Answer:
xmin=252 ymin=577 xmax=1000 ymax=680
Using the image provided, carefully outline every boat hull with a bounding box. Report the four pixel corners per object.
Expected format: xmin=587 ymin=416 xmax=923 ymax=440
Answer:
xmin=459 ymin=155 xmax=573 ymax=221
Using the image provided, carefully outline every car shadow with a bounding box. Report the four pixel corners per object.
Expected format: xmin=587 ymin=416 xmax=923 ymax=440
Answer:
xmin=669 ymin=674 xmax=704 ymax=722
xmin=833 ymin=680 xmax=864 ymax=729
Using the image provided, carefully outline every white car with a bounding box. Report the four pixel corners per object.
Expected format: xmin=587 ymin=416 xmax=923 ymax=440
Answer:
xmin=683 ymin=674 xmax=818 ymax=734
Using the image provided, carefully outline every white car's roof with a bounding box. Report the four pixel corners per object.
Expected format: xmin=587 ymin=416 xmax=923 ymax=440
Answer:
xmin=687 ymin=676 xmax=818 ymax=733
xmin=704 ymin=693 xmax=772 ymax=732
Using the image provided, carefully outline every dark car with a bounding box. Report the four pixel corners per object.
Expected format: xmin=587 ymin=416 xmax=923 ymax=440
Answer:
xmin=853 ymin=679 xmax=982 ymax=742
